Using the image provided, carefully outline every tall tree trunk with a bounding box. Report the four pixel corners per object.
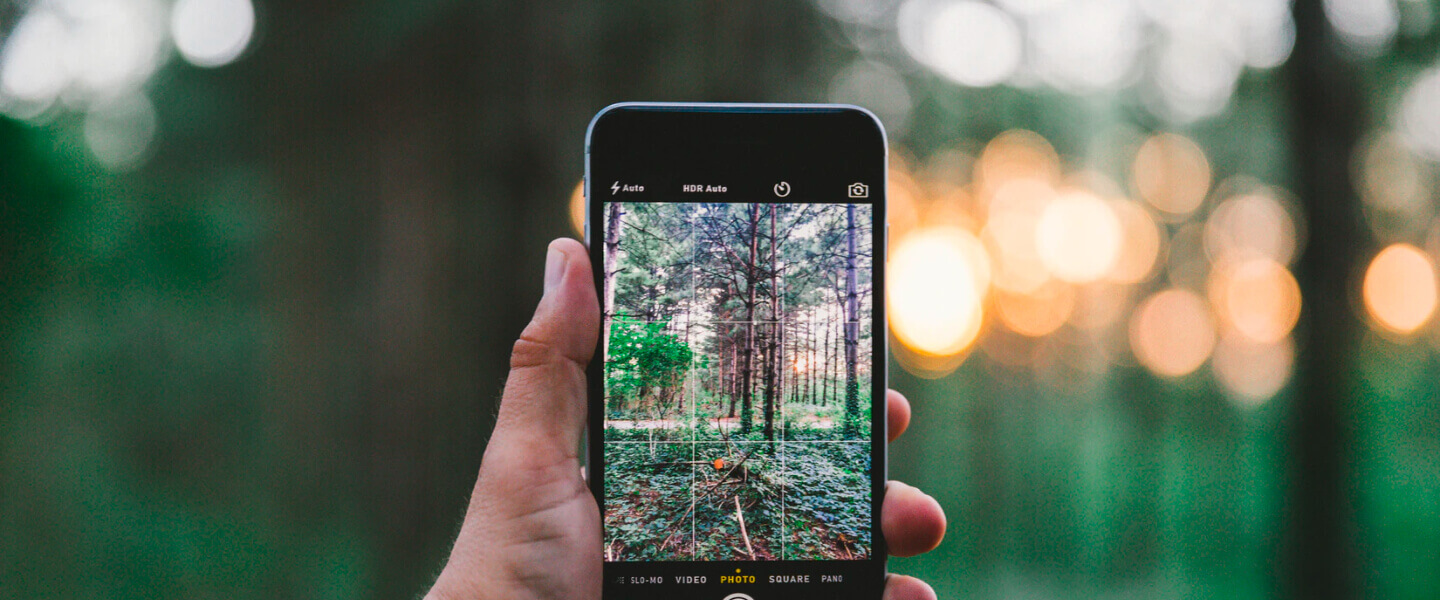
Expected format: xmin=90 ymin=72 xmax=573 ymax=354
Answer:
xmin=822 ymin=318 xmax=832 ymax=407
xmin=602 ymin=203 xmax=624 ymax=413
xmin=807 ymin=320 xmax=815 ymax=404
xmin=727 ymin=331 xmax=738 ymax=418
xmin=716 ymin=333 xmax=725 ymax=411
xmin=740 ymin=204 xmax=760 ymax=435
xmin=762 ymin=205 xmax=779 ymax=442
xmin=789 ymin=321 xmax=798 ymax=404
xmin=802 ymin=323 xmax=809 ymax=404
xmin=842 ymin=204 xmax=860 ymax=439
xmin=601 ymin=201 xmax=619 ymax=329
xmin=762 ymin=326 xmax=776 ymax=441
xmin=679 ymin=309 xmax=688 ymax=414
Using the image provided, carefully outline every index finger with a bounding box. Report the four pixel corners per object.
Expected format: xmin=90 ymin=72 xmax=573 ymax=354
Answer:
xmin=887 ymin=389 xmax=911 ymax=443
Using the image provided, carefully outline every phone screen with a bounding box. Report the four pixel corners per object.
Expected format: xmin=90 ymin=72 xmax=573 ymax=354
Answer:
xmin=587 ymin=105 xmax=886 ymax=599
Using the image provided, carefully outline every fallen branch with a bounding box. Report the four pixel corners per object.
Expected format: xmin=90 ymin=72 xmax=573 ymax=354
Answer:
xmin=734 ymin=496 xmax=754 ymax=559
xmin=656 ymin=444 xmax=764 ymax=529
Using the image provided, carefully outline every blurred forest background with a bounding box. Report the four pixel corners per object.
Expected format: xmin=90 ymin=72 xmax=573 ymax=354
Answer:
xmin=1 ymin=0 xmax=1439 ymax=599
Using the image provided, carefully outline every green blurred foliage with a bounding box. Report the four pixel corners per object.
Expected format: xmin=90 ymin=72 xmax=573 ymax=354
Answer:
xmin=0 ymin=1 xmax=1438 ymax=599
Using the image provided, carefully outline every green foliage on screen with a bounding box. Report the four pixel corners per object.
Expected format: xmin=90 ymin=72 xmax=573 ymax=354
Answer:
xmin=605 ymin=317 xmax=693 ymax=417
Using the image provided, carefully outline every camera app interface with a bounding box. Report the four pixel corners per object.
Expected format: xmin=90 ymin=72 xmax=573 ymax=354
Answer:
xmin=599 ymin=201 xmax=874 ymax=562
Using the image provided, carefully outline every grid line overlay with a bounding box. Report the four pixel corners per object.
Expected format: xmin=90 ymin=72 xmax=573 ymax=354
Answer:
xmin=601 ymin=202 xmax=874 ymax=562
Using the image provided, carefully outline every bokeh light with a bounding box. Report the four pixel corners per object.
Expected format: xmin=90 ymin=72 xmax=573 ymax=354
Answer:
xmin=1209 ymin=257 xmax=1302 ymax=344
xmin=1153 ymin=36 xmax=1243 ymax=122
xmin=1204 ymin=190 xmax=1301 ymax=266
xmin=899 ymin=0 xmax=1023 ymax=88
xmin=1130 ymin=288 xmax=1217 ymax=377
xmin=1355 ymin=131 xmax=1435 ymax=240
xmin=994 ymin=0 xmax=1064 ymax=17
xmin=1323 ymin=0 xmax=1399 ymax=55
xmin=67 ymin=0 xmax=168 ymax=94
xmin=1237 ymin=1 xmax=1298 ymax=69
xmin=1212 ymin=334 xmax=1294 ymax=407
xmin=876 ymin=0 xmax=1293 ymax=124
xmin=982 ymin=178 xmax=1055 ymax=293
xmin=1068 ymin=283 xmax=1130 ymax=331
xmin=0 ymin=0 xmax=259 ymax=169
xmin=569 ymin=179 xmax=585 ymax=237
xmin=1027 ymin=0 xmax=1142 ymax=93
xmin=1399 ymin=66 xmax=1440 ymax=162
xmin=923 ymin=188 xmax=978 ymax=231
xmin=83 ymin=92 xmax=158 ymax=171
xmin=1106 ymin=199 xmax=1164 ymax=283
xmin=977 ymin=130 xmax=1061 ymax=194
xmin=0 ymin=9 xmax=68 ymax=115
xmin=1363 ymin=243 xmax=1438 ymax=335
xmin=1036 ymin=189 xmax=1123 ymax=283
xmin=1133 ymin=132 xmax=1211 ymax=219
xmin=888 ymin=226 xmax=990 ymax=357
xmin=994 ymin=279 xmax=1074 ymax=337
xmin=171 ymin=0 xmax=257 ymax=68
xmin=0 ymin=0 xmax=168 ymax=116
xmin=887 ymin=165 xmax=924 ymax=241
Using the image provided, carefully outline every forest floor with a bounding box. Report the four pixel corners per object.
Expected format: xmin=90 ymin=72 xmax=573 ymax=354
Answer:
xmin=607 ymin=416 xmax=837 ymax=430
xmin=602 ymin=440 xmax=871 ymax=562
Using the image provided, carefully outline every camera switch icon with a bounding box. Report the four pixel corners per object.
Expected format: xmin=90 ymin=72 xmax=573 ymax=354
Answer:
xmin=848 ymin=182 xmax=869 ymax=198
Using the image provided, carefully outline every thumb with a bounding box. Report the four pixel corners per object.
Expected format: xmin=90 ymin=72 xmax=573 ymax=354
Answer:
xmin=489 ymin=238 xmax=599 ymax=463
xmin=428 ymin=239 xmax=600 ymax=599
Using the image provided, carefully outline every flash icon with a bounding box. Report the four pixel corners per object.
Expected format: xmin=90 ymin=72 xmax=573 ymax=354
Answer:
xmin=611 ymin=181 xmax=621 ymax=195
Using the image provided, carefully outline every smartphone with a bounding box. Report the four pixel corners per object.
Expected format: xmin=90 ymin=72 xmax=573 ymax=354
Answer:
xmin=584 ymin=103 xmax=888 ymax=600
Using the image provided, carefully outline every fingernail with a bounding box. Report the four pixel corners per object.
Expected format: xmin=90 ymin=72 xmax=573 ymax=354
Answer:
xmin=544 ymin=243 xmax=567 ymax=294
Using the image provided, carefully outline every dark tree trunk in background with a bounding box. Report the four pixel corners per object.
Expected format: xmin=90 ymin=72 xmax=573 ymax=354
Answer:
xmin=1284 ymin=1 xmax=1364 ymax=599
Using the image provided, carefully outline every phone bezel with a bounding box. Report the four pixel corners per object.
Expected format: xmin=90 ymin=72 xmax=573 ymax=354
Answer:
xmin=585 ymin=102 xmax=889 ymax=599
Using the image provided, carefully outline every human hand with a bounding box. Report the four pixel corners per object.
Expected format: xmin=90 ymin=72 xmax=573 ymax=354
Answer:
xmin=426 ymin=238 xmax=946 ymax=600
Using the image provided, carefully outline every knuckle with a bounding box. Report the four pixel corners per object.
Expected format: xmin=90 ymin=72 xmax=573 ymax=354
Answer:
xmin=510 ymin=334 xmax=556 ymax=370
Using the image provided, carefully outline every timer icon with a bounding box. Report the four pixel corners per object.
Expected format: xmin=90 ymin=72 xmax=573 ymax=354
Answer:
xmin=773 ymin=181 xmax=791 ymax=197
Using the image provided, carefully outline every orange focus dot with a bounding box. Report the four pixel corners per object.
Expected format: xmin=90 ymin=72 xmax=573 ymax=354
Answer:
xmin=713 ymin=458 xmax=725 ymax=471
xmin=1363 ymin=243 xmax=1438 ymax=334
